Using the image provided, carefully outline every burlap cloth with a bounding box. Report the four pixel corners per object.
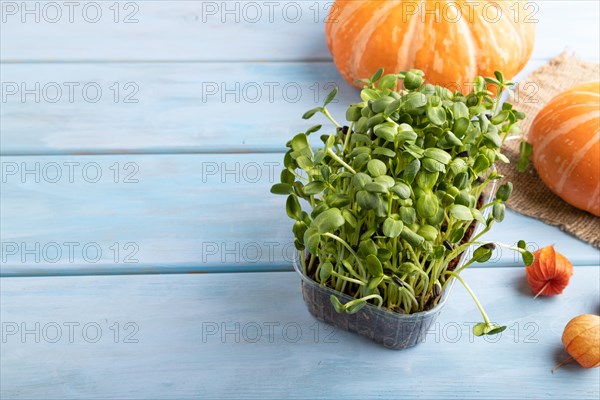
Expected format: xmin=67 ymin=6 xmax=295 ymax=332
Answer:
xmin=498 ymin=52 xmax=600 ymax=248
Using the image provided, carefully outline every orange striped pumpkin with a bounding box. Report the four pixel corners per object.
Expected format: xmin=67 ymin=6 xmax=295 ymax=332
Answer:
xmin=325 ymin=0 xmax=535 ymax=92
xmin=529 ymin=82 xmax=600 ymax=216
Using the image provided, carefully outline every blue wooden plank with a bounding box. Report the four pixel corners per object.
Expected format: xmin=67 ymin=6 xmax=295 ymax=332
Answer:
xmin=1 ymin=267 xmax=598 ymax=399
xmin=0 ymin=57 xmax=579 ymax=156
xmin=1 ymin=154 xmax=598 ymax=276
xmin=1 ymin=1 xmax=598 ymax=62
xmin=0 ymin=61 xmax=351 ymax=155
xmin=0 ymin=0 xmax=333 ymax=62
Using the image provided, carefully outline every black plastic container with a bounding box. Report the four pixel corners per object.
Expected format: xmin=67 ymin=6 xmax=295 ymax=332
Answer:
xmin=294 ymin=183 xmax=496 ymax=350
xmin=296 ymin=262 xmax=454 ymax=349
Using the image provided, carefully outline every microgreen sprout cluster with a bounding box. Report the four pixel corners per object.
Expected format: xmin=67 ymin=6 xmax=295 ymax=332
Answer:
xmin=272 ymin=69 xmax=534 ymax=336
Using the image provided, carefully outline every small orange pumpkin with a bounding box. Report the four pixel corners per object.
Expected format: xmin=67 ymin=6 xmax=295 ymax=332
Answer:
xmin=325 ymin=0 xmax=535 ymax=91
xmin=528 ymin=82 xmax=600 ymax=216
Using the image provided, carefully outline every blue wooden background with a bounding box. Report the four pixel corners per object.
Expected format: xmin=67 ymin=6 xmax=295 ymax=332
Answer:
xmin=1 ymin=1 xmax=599 ymax=398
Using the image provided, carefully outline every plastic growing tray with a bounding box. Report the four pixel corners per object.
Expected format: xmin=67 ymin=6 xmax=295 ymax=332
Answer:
xmin=294 ymin=181 xmax=496 ymax=349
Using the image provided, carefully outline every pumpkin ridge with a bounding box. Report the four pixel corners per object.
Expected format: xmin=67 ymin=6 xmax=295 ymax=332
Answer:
xmin=361 ymin=1 xmax=419 ymax=80
xmin=499 ymin=1 xmax=530 ymax=62
xmin=538 ymin=104 xmax=596 ymax=130
xmin=327 ymin=1 xmax=363 ymax=45
xmin=326 ymin=1 xmax=369 ymax=82
xmin=352 ymin=2 xmax=399 ymax=81
xmin=542 ymin=94 xmax=600 ymax=113
xmin=558 ymin=91 xmax=600 ymax=99
xmin=533 ymin=104 xmax=597 ymax=128
xmin=394 ymin=2 xmax=422 ymax=74
xmin=456 ymin=1 xmax=478 ymax=81
xmin=533 ymin=112 xmax=599 ymax=157
xmin=587 ymin=179 xmax=600 ymax=211
xmin=485 ymin=4 xmax=515 ymax=65
xmin=468 ymin=11 xmax=496 ymax=74
xmin=557 ymin=132 xmax=600 ymax=193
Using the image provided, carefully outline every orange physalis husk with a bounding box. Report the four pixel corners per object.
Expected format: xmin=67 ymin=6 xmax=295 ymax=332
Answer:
xmin=525 ymin=245 xmax=573 ymax=298
xmin=552 ymin=314 xmax=600 ymax=372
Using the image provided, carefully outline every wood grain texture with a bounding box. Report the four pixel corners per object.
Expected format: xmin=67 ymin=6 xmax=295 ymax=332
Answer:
xmin=1 ymin=1 xmax=598 ymax=62
xmin=1 ymin=154 xmax=598 ymax=276
xmin=2 ymin=0 xmax=599 ymax=156
xmin=0 ymin=58 xmax=569 ymax=156
xmin=0 ymin=62 xmax=351 ymax=155
xmin=1 ymin=268 xmax=599 ymax=399
xmin=0 ymin=0 xmax=333 ymax=62
xmin=1 ymin=3 xmax=598 ymax=398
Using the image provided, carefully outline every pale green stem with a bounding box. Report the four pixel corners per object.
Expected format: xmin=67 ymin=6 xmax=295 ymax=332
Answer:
xmin=342 ymin=122 xmax=354 ymax=153
xmin=401 ymin=287 xmax=419 ymax=310
xmin=446 ymin=271 xmax=490 ymax=325
xmin=348 ymin=294 xmax=383 ymax=307
xmin=322 ymin=107 xmax=341 ymax=128
xmin=332 ymin=271 xmax=365 ymax=285
xmin=322 ymin=233 xmax=365 ymax=277
xmin=326 ymin=148 xmax=356 ymax=174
